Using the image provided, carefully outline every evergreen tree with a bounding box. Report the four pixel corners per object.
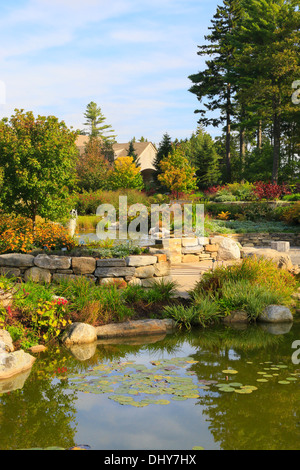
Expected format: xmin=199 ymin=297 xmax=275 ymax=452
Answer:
xmin=189 ymin=128 xmax=222 ymax=189
xmin=189 ymin=0 xmax=244 ymax=183
xmin=153 ymin=133 xmax=173 ymax=188
xmin=83 ymin=101 xmax=117 ymax=142
xmin=127 ymin=139 xmax=140 ymax=166
xmin=231 ymin=0 xmax=300 ymax=183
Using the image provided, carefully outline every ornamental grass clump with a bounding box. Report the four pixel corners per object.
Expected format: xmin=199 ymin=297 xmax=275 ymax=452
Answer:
xmin=189 ymin=257 xmax=296 ymax=321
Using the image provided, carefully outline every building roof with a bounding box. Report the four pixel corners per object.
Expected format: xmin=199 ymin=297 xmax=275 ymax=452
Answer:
xmin=75 ymin=137 xmax=157 ymax=171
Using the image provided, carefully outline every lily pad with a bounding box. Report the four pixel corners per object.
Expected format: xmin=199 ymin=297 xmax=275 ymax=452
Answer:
xmin=222 ymin=370 xmax=238 ymax=375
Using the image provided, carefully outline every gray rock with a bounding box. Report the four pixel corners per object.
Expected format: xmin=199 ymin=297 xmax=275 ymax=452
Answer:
xmin=222 ymin=310 xmax=248 ymax=324
xmin=72 ymin=257 xmax=96 ymax=274
xmin=0 ymin=267 xmax=21 ymax=278
xmin=126 ymin=255 xmax=158 ymax=267
xmin=0 ymin=288 xmax=16 ymax=308
xmin=96 ymin=258 xmax=126 ymax=267
xmin=154 ymin=261 xmax=171 ymax=277
xmin=24 ymin=267 xmax=52 ymax=283
xmin=258 ymin=305 xmax=293 ymax=323
xmin=134 ymin=265 xmax=155 ymax=279
xmin=96 ymin=319 xmax=176 ymax=339
xmin=0 ymin=253 xmax=34 ymax=267
xmin=0 ymin=350 xmax=36 ymax=380
xmin=34 ymin=254 xmax=71 ymax=270
xmin=211 ymin=236 xmax=241 ymax=261
xmin=61 ymin=322 xmax=97 ymax=345
xmin=241 ymin=248 xmax=294 ymax=271
xmin=0 ymin=329 xmax=14 ymax=352
xmin=94 ymin=267 xmax=135 ymax=278
xmin=182 ymin=246 xmax=204 ymax=254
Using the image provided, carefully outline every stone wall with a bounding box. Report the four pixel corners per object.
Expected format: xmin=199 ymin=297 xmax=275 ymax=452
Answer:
xmin=0 ymin=253 xmax=171 ymax=287
xmin=227 ymin=232 xmax=300 ymax=247
xmin=150 ymin=236 xmax=241 ymax=264
xmin=150 ymin=232 xmax=299 ymax=264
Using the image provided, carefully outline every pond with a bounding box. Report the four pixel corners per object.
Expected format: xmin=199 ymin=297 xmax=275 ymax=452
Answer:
xmin=1 ymin=320 xmax=300 ymax=451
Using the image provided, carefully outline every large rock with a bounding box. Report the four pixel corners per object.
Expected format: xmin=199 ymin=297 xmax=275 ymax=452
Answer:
xmin=94 ymin=267 xmax=135 ymax=278
xmin=134 ymin=265 xmax=155 ymax=279
xmin=96 ymin=319 xmax=176 ymax=339
xmin=154 ymin=261 xmax=171 ymax=277
xmin=61 ymin=322 xmax=97 ymax=345
xmin=211 ymin=236 xmax=241 ymax=261
xmin=0 ymin=288 xmax=16 ymax=308
xmin=0 ymin=350 xmax=36 ymax=380
xmin=96 ymin=259 xmax=126 ymax=267
xmin=222 ymin=310 xmax=248 ymax=324
xmin=0 ymin=329 xmax=14 ymax=352
xmin=258 ymin=305 xmax=293 ymax=323
xmin=0 ymin=253 xmax=34 ymax=267
xmin=241 ymin=248 xmax=293 ymax=271
xmin=126 ymin=255 xmax=158 ymax=267
xmin=24 ymin=267 xmax=52 ymax=283
xmin=72 ymin=257 xmax=96 ymax=274
xmin=34 ymin=254 xmax=71 ymax=270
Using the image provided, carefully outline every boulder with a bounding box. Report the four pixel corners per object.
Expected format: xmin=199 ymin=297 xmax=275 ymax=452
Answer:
xmin=258 ymin=305 xmax=293 ymax=323
xmin=0 ymin=350 xmax=36 ymax=380
xmin=0 ymin=288 xmax=16 ymax=308
xmin=211 ymin=236 xmax=241 ymax=261
xmin=34 ymin=254 xmax=71 ymax=270
xmin=181 ymin=238 xmax=198 ymax=247
xmin=0 ymin=267 xmax=21 ymax=278
xmin=0 ymin=253 xmax=34 ymax=267
xmin=96 ymin=319 xmax=176 ymax=339
xmin=72 ymin=257 xmax=96 ymax=274
xmin=126 ymin=255 xmax=158 ymax=267
xmin=241 ymin=248 xmax=293 ymax=271
xmin=24 ymin=267 xmax=52 ymax=283
xmin=94 ymin=267 xmax=135 ymax=278
xmin=0 ymin=329 xmax=14 ymax=352
xmin=154 ymin=261 xmax=171 ymax=277
xmin=222 ymin=310 xmax=248 ymax=324
xmin=96 ymin=258 xmax=126 ymax=267
xmin=61 ymin=322 xmax=97 ymax=345
xmin=134 ymin=265 xmax=155 ymax=279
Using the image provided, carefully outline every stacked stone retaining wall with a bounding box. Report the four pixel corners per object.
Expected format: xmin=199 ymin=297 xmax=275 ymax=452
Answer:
xmin=150 ymin=232 xmax=299 ymax=264
xmin=0 ymin=253 xmax=171 ymax=287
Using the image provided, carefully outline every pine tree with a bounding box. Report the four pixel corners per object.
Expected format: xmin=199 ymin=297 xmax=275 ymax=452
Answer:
xmin=83 ymin=101 xmax=117 ymax=142
xmin=189 ymin=0 xmax=244 ymax=183
xmin=231 ymin=0 xmax=300 ymax=183
xmin=153 ymin=133 xmax=173 ymax=188
xmin=189 ymin=128 xmax=222 ymax=189
xmin=127 ymin=139 xmax=140 ymax=166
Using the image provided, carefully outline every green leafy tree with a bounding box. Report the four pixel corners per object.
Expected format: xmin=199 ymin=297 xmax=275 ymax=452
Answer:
xmin=158 ymin=146 xmax=197 ymax=198
xmin=107 ymin=156 xmax=144 ymax=190
xmin=76 ymin=137 xmax=112 ymax=192
xmin=83 ymin=101 xmax=117 ymax=142
xmin=0 ymin=109 xmax=78 ymax=230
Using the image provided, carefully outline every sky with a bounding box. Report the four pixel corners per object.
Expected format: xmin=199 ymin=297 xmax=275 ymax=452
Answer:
xmin=0 ymin=0 xmax=220 ymax=145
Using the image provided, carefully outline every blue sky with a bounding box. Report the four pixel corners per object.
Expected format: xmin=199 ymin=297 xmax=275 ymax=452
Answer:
xmin=0 ymin=0 xmax=220 ymax=145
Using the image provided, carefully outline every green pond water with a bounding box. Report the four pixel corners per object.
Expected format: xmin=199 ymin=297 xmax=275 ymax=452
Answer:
xmin=1 ymin=320 xmax=300 ymax=451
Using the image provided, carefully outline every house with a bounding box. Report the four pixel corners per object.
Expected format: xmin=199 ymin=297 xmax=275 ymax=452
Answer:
xmin=75 ymin=136 xmax=157 ymax=184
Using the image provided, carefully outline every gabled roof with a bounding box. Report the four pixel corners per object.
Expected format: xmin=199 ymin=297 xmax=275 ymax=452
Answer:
xmin=75 ymin=137 xmax=157 ymax=171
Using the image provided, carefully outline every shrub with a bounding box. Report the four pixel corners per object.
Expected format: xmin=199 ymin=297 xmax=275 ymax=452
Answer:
xmin=0 ymin=214 xmax=75 ymax=254
xmin=252 ymin=181 xmax=291 ymax=200
xmin=191 ymin=257 xmax=296 ymax=308
xmin=280 ymin=202 xmax=300 ymax=225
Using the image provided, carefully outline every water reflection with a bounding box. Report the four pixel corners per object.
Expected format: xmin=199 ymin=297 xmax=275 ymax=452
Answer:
xmin=0 ymin=321 xmax=300 ymax=450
